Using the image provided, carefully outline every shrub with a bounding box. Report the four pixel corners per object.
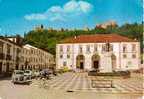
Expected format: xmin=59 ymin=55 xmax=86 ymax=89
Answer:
xmin=88 ymin=70 xmax=130 ymax=77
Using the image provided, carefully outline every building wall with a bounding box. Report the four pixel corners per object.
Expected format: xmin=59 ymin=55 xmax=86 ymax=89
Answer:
xmin=0 ymin=38 xmax=55 ymax=75
xmin=21 ymin=44 xmax=54 ymax=70
xmin=120 ymin=42 xmax=140 ymax=70
xmin=56 ymin=42 xmax=140 ymax=72
xmin=0 ymin=38 xmax=22 ymax=73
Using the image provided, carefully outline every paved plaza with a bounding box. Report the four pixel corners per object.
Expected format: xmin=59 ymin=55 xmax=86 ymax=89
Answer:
xmin=33 ymin=72 xmax=143 ymax=94
xmin=0 ymin=72 xmax=143 ymax=99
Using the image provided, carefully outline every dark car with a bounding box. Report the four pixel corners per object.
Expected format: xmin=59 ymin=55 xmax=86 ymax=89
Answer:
xmin=40 ymin=69 xmax=52 ymax=79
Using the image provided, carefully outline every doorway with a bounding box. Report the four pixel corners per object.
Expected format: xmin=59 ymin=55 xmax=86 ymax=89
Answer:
xmin=80 ymin=62 xmax=84 ymax=69
xmin=92 ymin=54 xmax=100 ymax=70
xmin=0 ymin=62 xmax=2 ymax=73
xmin=93 ymin=61 xmax=99 ymax=69
xmin=76 ymin=55 xmax=85 ymax=70
xmin=15 ymin=65 xmax=19 ymax=70
xmin=6 ymin=63 xmax=9 ymax=72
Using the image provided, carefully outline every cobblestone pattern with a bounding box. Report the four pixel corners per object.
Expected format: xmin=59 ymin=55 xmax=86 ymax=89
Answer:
xmin=33 ymin=72 xmax=143 ymax=94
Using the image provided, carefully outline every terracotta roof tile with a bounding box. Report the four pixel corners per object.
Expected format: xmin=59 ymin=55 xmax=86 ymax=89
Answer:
xmin=61 ymin=34 xmax=136 ymax=43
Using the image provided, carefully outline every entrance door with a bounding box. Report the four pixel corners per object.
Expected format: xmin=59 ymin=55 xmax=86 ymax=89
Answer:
xmin=93 ymin=61 xmax=99 ymax=69
xmin=0 ymin=62 xmax=2 ymax=73
xmin=80 ymin=62 xmax=84 ymax=69
xmin=76 ymin=55 xmax=85 ymax=70
xmin=15 ymin=65 xmax=19 ymax=70
xmin=6 ymin=63 xmax=9 ymax=72
xmin=92 ymin=54 xmax=100 ymax=71
xmin=21 ymin=65 xmax=24 ymax=70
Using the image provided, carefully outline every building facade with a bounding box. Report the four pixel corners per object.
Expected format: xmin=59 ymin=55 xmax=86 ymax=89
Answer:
xmin=0 ymin=37 xmax=22 ymax=74
xmin=56 ymin=34 xmax=140 ymax=72
xmin=0 ymin=36 xmax=54 ymax=75
xmin=96 ymin=21 xmax=117 ymax=29
xmin=20 ymin=44 xmax=54 ymax=70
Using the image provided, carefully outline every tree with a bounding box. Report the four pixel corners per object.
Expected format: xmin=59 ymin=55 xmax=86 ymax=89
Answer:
xmin=24 ymin=23 xmax=143 ymax=56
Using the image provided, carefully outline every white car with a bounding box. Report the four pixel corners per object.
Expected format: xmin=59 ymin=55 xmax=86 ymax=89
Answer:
xmin=24 ymin=70 xmax=32 ymax=80
xmin=12 ymin=70 xmax=30 ymax=84
xmin=33 ymin=71 xmax=40 ymax=78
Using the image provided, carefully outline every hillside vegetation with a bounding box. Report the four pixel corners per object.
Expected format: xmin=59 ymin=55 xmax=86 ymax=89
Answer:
xmin=24 ymin=23 xmax=143 ymax=55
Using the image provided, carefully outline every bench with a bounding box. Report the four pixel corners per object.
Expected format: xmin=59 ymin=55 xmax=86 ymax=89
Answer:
xmin=91 ymin=79 xmax=113 ymax=88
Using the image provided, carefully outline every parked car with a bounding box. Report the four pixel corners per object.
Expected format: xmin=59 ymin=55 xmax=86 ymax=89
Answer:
xmin=33 ymin=70 xmax=40 ymax=78
xmin=11 ymin=70 xmax=31 ymax=84
xmin=24 ymin=70 xmax=32 ymax=80
xmin=39 ymin=69 xmax=53 ymax=79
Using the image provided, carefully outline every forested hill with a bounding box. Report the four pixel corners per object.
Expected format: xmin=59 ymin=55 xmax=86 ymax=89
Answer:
xmin=24 ymin=23 xmax=143 ymax=55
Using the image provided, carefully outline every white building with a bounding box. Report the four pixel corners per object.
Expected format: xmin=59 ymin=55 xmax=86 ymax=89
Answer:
xmin=56 ymin=34 xmax=140 ymax=72
xmin=21 ymin=44 xmax=54 ymax=70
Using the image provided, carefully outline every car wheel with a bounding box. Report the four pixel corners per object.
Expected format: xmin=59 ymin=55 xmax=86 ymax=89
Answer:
xmin=27 ymin=82 xmax=30 ymax=85
xmin=13 ymin=82 xmax=16 ymax=84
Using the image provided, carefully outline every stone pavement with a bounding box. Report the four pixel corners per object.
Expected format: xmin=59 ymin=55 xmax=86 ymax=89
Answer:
xmin=33 ymin=72 xmax=143 ymax=94
xmin=0 ymin=72 xmax=143 ymax=99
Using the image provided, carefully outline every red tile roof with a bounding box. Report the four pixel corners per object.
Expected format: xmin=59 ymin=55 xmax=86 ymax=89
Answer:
xmin=61 ymin=34 xmax=137 ymax=43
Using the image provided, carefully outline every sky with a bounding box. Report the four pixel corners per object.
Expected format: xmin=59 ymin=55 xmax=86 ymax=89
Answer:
xmin=0 ymin=0 xmax=143 ymax=36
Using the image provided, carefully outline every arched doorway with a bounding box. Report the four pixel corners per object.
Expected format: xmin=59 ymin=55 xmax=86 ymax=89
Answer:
xmin=76 ymin=55 xmax=85 ymax=69
xmin=111 ymin=54 xmax=116 ymax=71
xmin=0 ymin=62 xmax=2 ymax=73
xmin=6 ymin=63 xmax=9 ymax=72
xmin=21 ymin=65 xmax=24 ymax=70
xmin=15 ymin=64 xmax=19 ymax=70
xmin=92 ymin=54 xmax=100 ymax=70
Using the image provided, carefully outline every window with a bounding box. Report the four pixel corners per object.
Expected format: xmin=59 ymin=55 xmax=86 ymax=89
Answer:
xmin=67 ymin=45 xmax=70 ymax=52
xmin=60 ymin=45 xmax=63 ymax=52
xmin=132 ymin=44 xmax=136 ymax=52
xmin=110 ymin=45 xmax=113 ymax=51
xmin=0 ymin=41 xmax=3 ymax=53
xmin=31 ymin=50 xmax=33 ymax=54
xmin=123 ymin=44 xmax=127 ymax=52
xmin=7 ymin=44 xmax=11 ymax=54
xmin=127 ymin=61 xmax=132 ymax=67
xmin=123 ymin=54 xmax=127 ymax=58
xmin=60 ymin=54 xmax=63 ymax=58
xmin=86 ymin=45 xmax=90 ymax=53
xmin=106 ymin=43 xmax=110 ymax=52
xmin=63 ymin=62 xmax=67 ymax=66
xmin=105 ymin=43 xmax=113 ymax=52
xmin=79 ymin=45 xmax=83 ymax=53
xmin=94 ymin=44 xmax=97 ymax=52
xmin=132 ymin=54 xmax=136 ymax=58
xmin=67 ymin=54 xmax=70 ymax=58
xmin=102 ymin=44 xmax=106 ymax=52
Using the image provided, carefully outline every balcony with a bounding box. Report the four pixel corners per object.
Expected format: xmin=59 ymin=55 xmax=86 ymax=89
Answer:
xmin=16 ymin=56 xmax=20 ymax=62
xmin=102 ymin=43 xmax=113 ymax=54
xmin=0 ymin=53 xmax=5 ymax=60
xmin=6 ymin=54 xmax=12 ymax=60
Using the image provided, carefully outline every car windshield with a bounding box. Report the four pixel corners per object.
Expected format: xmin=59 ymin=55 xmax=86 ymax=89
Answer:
xmin=16 ymin=71 xmax=24 ymax=75
xmin=25 ymin=71 xmax=30 ymax=73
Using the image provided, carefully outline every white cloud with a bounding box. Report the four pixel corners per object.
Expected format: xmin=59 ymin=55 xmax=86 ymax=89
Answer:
xmin=24 ymin=14 xmax=47 ymax=20
xmin=48 ymin=6 xmax=63 ymax=13
xmin=64 ymin=0 xmax=92 ymax=13
xmin=24 ymin=0 xmax=93 ymax=21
